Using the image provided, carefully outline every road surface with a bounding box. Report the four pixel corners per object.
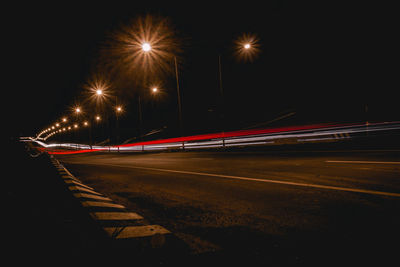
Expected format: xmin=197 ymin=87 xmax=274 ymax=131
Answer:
xmin=56 ymin=149 xmax=400 ymax=265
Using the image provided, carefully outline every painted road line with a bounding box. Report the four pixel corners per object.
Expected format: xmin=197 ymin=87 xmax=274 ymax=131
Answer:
xmin=68 ymin=185 xmax=103 ymax=195
xmin=104 ymin=225 xmax=170 ymax=239
xmin=61 ymin=169 xmax=78 ymax=180
xmin=73 ymin=193 xmax=112 ymax=201
xmin=82 ymin=201 xmax=125 ymax=209
xmin=61 ymin=174 xmax=80 ymax=182
xmin=64 ymin=179 xmax=94 ymax=190
xmin=52 ymin=158 xmax=172 ymax=242
xmin=64 ymin=178 xmax=94 ymax=190
xmin=91 ymin=212 xmax=143 ymax=221
xmin=94 ymin=163 xmax=400 ymax=198
xmin=63 ymin=178 xmax=87 ymax=186
xmin=326 ymin=160 xmax=400 ymax=165
xmin=61 ymin=167 xmax=78 ymax=178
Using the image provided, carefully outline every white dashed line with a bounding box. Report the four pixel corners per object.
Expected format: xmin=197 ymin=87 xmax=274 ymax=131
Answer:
xmin=91 ymin=212 xmax=143 ymax=220
xmin=96 ymin=163 xmax=400 ymax=198
xmin=81 ymin=201 xmax=125 ymax=209
xmin=104 ymin=225 xmax=170 ymax=239
xmin=326 ymin=160 xmax=400 ymax=165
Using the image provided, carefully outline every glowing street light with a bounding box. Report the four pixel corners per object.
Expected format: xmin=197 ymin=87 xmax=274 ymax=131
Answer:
xmin=84 ymin=75 xmax=111 ymax=109
xmin=234 ymin=33 xmax=260 ymax=62
xmin=114 ymin=105 xmax=123 ymax=146
xmin=109 ymin=15 xmax=182 ymax=146
xmin=62 ymin=117 xmax=67 ymax=122
xmin=95 ymin=115 xmax=101 ymax=121
xmin=109 ymin=14 xmax=181 ymax=84
xmin=142 ymin=42 xmax=151 ymax=52
xmin=75 ymin=107 xmax=81 ymax=114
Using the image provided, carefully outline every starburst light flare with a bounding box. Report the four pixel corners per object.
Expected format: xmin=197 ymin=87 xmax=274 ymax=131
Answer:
xmin=234 ymin=33 xmax=261 ymax=62
xmin=105 ymin=14 xmax=181 ymax=86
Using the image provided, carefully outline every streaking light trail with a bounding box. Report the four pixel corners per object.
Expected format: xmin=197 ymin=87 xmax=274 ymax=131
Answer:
xmin=29 ymin=122 xmax=400 ymax=155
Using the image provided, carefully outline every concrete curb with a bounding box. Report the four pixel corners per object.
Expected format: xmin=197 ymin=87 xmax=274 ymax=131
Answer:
xmin=49 ymin=156 xmax=173 ymax=247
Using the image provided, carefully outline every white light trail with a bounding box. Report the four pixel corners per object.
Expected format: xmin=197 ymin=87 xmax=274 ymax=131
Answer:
xmin=30 ymin=122 xmax=400 ymax=154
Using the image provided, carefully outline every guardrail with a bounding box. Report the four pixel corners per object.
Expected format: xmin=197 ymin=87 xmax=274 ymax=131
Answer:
xmin=29 ymin=121 xmax=400 ymax=154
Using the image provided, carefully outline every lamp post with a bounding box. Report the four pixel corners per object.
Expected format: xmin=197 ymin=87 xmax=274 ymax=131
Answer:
xmin=218 ymin=54 xmax=226 ymax=147
xmin=81 ymin=120 xmax=91 ymax=149
xmin=174 ymin=56 xmax=184 ymax=149
xmin=141 ymin=41 xmax=184 ymax=149
xmin=115 ymin=105 xmax=122 ymax=143
xmin=89 ymin=80 xmax=113 ymax=147
xmin=115 ymin=104 xmax=123 ymax=152
xmin=216 ymin=34 xmax=260 ymax=147
xmin=74 ymin=106 xmax=82 ymax=145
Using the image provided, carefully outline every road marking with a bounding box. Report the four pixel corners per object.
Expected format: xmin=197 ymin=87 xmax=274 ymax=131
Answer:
xmin=68 ymin=185 xmax=103 ymax=195
xmin=82 ymin=201 xmax=125 ymax=209
xmin=326 ymin=160 xmax=400 ymax=165
xmin=73 ymin=193 xmax=112 ymax=201
xmin=91 ymin=212 xmax=143 ymax=220
xmin=104 ymin=225 xmax=170 ymax=239
xmin=93 ymin=163 xmax=400 ymax=198
xmin=54 ymin=160 xmax=172 ymax=241
xmin=188 ymin=157 xmax=214 ymax=160
xmin=62 ymin=175 xmax=80 ymax=182
xmin=64 ymin=179 xmax=94 ymax=190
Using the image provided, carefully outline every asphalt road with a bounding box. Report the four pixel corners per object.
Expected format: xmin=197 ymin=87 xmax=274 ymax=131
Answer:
xmin=57 ymin=149 xmax=400 ymax=265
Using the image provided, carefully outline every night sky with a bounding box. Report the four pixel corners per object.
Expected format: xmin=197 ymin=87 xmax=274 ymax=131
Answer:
xmin=6 ymin=2 xmax=398 ymax=140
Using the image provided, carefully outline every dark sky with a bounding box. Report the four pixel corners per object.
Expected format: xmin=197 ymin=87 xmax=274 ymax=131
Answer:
xmin=5 ymin=1 xmax=399 ymax=139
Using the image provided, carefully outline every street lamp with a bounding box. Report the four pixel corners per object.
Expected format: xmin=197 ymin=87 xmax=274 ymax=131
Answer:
xmin=114 ymin=105 xmax=123 ymax=148
xmin=215 ymin=34 xmax=261 ymax=147
xmin=110 ymin=15 xmax=182 ymax=148
xmin=142 ymin=42 xmax=151 ymax=52
xmin=84 ymin=76 xmax=111 ymax=110
xmin=110 ymin=14 xmax=180 ymax=83
xmin=174 ymin=57 xmax=184 ymax=147
xmin=234 ymin=33 xmax=260 ymax=62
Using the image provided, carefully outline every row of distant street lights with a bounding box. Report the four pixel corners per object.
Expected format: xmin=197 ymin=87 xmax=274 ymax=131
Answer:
xmin=38 ymin=111 xmax=104 ymax=141
xmin=36 ymin=15 xmax=259 ymax=143
xmin=37 ymin=76 xmax=161 ymax=141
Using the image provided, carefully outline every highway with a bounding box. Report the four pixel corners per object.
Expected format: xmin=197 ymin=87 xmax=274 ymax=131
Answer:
xmin=57 ymin=149 xmax=400 ymax=265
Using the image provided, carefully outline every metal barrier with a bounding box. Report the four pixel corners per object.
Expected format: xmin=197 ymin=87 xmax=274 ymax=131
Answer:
xmin=30 ymin=122 xmax=400 ymax=154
